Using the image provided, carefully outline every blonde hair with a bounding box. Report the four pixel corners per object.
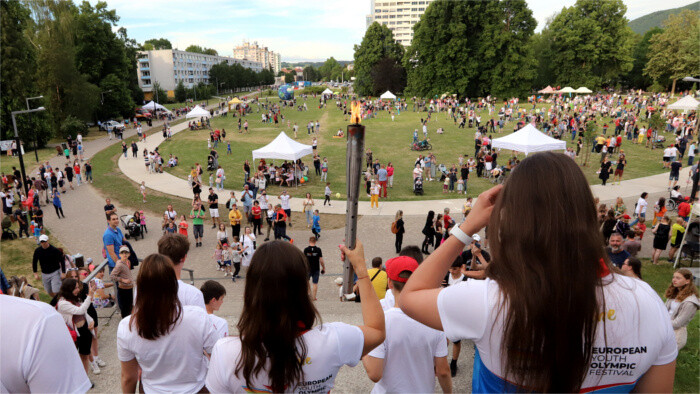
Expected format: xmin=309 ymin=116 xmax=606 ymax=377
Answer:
xmin=395 ymin=210 xmax=403 ymax=220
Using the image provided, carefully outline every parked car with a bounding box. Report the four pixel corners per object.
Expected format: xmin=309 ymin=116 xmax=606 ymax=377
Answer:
xmin=100 ymin=120 xmax=125 ymax=132
xmin=134 ymin=110 xmax=152 ymax=121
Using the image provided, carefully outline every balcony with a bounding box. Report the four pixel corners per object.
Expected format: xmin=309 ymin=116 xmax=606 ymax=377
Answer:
xmin=141 ymin=75 xmax=151 ymax=79
xmin=140 ymin=67 xmax=150 ymax=71
xmin=138 ymin=58 xmax=149 ymax=63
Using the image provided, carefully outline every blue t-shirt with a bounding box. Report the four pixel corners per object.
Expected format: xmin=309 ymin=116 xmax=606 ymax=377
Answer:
xmin=103 ymin=226 xmax=124 ymax=268
xmin=377 ymin=168 xmax=388 ymax=181
xmin=312 ymin=215 xmax=321 ymax=231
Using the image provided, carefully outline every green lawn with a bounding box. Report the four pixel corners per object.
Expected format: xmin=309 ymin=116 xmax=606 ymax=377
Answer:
xmin=157 ymin=97 xmax=676 ymax=201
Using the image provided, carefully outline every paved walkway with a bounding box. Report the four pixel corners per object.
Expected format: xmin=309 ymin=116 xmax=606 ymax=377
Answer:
xmin=117 ymin=110 xmax=686 ymax=216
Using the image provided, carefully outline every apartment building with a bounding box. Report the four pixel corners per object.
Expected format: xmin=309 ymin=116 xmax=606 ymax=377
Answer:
xmin=136 ymin=49 xmax=262 ymax=99
xmin=366 ymin=0 xmax=435 ymax=46
xmin=233 ymin=41 xmax=281 ymax=74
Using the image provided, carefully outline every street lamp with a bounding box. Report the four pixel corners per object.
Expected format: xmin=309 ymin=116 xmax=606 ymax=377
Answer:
xmin=12 ymin=107 xmax=46 ymax=196
xmin=25 ymin=95 xmax=44 ymax=162
xmin=100 ymin=90 xmax=113 ymax=105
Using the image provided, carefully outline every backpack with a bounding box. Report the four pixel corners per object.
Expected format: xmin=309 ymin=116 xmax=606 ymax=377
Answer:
xmin=391 ymin=220 xmax=399 ymax=234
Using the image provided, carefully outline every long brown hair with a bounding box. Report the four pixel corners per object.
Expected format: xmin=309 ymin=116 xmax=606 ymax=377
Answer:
xmin=486 ymin=152 xmax=609 ymax=392
xmin=236 ymin=241 xmax=320 ymax=392
xmin=130 ymin=253 xmax=182 ymax=340
xmin=665 ymin=268 xmax=700 ymax=302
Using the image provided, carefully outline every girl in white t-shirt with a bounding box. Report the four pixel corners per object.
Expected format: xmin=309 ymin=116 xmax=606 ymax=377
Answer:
xmin=206 ymin=240 xmax=385 ymax=393
xmin=117 ymin=254 xmax=218 ymax=393
xmin=400 ymin=152 xmax=677 ymax=393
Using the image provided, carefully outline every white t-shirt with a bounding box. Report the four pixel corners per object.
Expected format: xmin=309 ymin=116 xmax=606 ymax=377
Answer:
xmin=437 ymin=275 xmax=677 ymax=392
xmin=368 ymin=308 xmax=448 ymax=394
xmin=117 ymin=305 xmax=219 ymax=393
xmin=0 ymin=297 xmax=92 ymax=393
xmin=635 ymin=198 xmax=648 ymax=215
xmin=448 ymin=273 xmax=465 ymax=286
xmin=381 ymin=289 xmax=396 ymax=311
xmin=206 ymin=322 xmax=364 ymax=393
xmin=179 ymin=280 xmax=206 ymax=309
xmin=207 ymin=313 xmax=229 ymax=340
xmin=280 ymin=194 xmax=291 ymax=210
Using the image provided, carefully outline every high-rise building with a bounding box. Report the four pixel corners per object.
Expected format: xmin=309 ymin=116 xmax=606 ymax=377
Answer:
xmin=366 ymin=0 xmax=435 ymax=46
xmin=136 ymin=49 xmax=262 ymax=100
xmin=233 ymin=41 xmax=281 ymax=74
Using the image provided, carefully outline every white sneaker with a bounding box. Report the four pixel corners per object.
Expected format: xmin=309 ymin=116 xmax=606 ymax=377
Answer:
xmin=91 ymin=362 xmax=101 ymax=375
xmin=96 ymin=357 xmax=106 ymax=367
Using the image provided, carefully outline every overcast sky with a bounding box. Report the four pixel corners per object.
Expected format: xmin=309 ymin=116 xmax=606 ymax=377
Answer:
xmin=95 ymin=0 xmax=698 ymax=62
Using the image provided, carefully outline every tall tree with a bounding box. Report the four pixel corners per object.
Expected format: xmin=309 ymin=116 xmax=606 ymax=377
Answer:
xmin=185 ymin=45 xmax=218 ymax=55
xmin=645 ymin=10 xmax=700 ymax=94
xmin=118 ymin=27 xmax=144 ymax=106
xmin=143 ymin=37 xmax=172 ymax=50
xmin=370 ymin=57 xmax=406 ymax=95
xmin=353 ymin=22 xmax=404 ymax=96
xmin=404 ymin=0 xmax=535 ymax=98
xmin=622 ymin=27 xmax=663 ymax=89
xmin=0 ymin=0 xmax=51 ymax=145
xmin=540 ymin=0 xmax=634 ymax=88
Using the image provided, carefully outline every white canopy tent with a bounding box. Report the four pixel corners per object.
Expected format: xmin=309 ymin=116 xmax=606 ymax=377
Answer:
xmin=575 ymin=87 xmax=592 ymax=94
xmin=141 ymin=101 xmax=170 ymax=112
xmin=668 ymin=95 xmax=700 ymax=111
xmin=322 ymin=88 xmax=333 ymax=95
xmin=380 ymin=91 xmax=397 ymax=100
xmin=185 ymin=105 xmax=211 ymax=119
xmin=252 ymin=131 xmax=313 ymax=161
xmin=492 ymin=124 xmax=566 ymax=155
xmin=557 ymin=87 xmax=576 ymax=94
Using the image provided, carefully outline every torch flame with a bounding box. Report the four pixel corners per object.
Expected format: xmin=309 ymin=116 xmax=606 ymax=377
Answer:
xmin=350 ymin=100 xmax=361 ymax=124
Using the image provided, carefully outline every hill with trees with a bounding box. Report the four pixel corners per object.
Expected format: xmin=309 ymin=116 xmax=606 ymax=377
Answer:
xmin=628 ymin=1 xmax=699 ymax=34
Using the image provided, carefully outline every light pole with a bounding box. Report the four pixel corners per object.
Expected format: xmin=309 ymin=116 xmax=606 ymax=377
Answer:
xmin=12 ymin=107 xmax=46 ymax=196
xmin=25 ymin=95 xmax=44 ymax=162
xmin=100 ymin=90 xmax=113 ymax=105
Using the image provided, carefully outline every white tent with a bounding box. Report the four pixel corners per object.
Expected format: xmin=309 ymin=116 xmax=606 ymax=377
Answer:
xmin=492 ymin=124 xmax=566 ymax=155
xmin=575 ymin=87 xmax=593 ymax=94
xmin=252 ymin=131 xmax=313 ymax=161
xmin=185 ymin=105 xmax=211 ymax=119
xmin=557 ymin=87 xmax=576 ymax=93
xmin=322 ymin=88 xmax=333 ymax=95
xmin=380 ymin=91 xmax=397 ymax=100
xmin=668 ymin=95 xmax=700 ymax=111
xmin=142 ymin=101 xmax=170 ymax=112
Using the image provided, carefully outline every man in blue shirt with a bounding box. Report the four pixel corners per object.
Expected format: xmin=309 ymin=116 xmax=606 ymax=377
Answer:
xmin=103 ymin=212 xmax=125 ymax=271
xmin=377 ymin=165 xmax=388 ymax=198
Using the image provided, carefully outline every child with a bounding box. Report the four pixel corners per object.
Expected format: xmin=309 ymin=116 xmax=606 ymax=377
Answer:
xmin=324 ymin=182 xmax=332 ymax=206
xmin=200 ymin=280 xmax=229 ymax=340
xmin=226 ymin=141 xmax=232 ymax=155
xmin=139 ymin=210 xmax=147 ymax=233
xmin=230 ymin=237 xmax=243 ymax=282
xmin=456 ymin=178 xmax=464 ymax=194
xmin=213 ymin=243 xmax=223 ymax=271
xmin=140 ymin=181 xmax=147 ymax=203
xmin=91 ymin=267 xmax=115 ymax=308
xmin=311 ymin=210 xmax=321 ymax=239
xmin=31 ymin=220 xmax=41 ymax=244
xmin=463 ymin=197 xmax=473 ymax=219
xmin=443 ymin=177 xmax=449 ymax=193
xmin=221 ymin=243 xmax=232 ymax=277
xmin=166 ymin=221 xmax=177 ymax=233
xmin=178 ymin=215 xmax=189 ymax=237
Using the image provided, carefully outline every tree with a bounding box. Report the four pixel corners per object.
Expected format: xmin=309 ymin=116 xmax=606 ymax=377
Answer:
xmin=404 ymin=0 xmax=536 ymax=98
xmin=143 ymin=37 xmax=172 ymax=50
xmin=539 ymin=0 xmax=634 ymax=88
xmin=0 ymin=0 xmax=51 ymax=147
xmin=370 ymin=57 xmax=406 ymax=95
xmin=302 ymin=65 xmax=320 ymax=82
xmin=118 ymin=27 xmax=144 ymax=106
xmin=284 ymin=71 xmax=296 ymax=84
xmin=318 ymin=57 xmax=344 ymax=81
xmin=353 ymin=22 xmax=404 ymax=96
xmin=152 ymin=81 xmax=167 ymax=104
xmin=174 ymin=81 xmax=187 ymax=102
xmin=645 ymin=10 xmax=700 ymax=94
xmin=621 ymin=27 xmax=663 ymax=89
xmin=185 ymin=45 xmax=218 ymax=55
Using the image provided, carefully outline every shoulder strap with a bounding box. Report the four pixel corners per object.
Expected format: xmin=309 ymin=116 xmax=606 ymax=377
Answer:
xmin=370 ymin=269 xmax=382 ymax=282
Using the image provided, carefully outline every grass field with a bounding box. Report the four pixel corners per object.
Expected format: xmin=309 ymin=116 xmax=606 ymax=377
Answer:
xmin=158 ymin=96 xmax=677 ymax=201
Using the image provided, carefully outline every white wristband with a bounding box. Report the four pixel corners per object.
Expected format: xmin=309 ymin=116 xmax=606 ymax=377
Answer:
xmin=449 ymin=226 xmax=473 ymax=245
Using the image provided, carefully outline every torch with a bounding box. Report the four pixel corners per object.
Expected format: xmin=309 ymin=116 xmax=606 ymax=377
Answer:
xmin=342 ymin=100 xmax=365 ymax=297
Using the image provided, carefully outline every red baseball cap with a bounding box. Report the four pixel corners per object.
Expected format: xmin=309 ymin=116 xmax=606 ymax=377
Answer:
xmin=622 ymin=214 xmax=631 ymax=219
xmin=386 ymin=256 xmax=419 ymax=283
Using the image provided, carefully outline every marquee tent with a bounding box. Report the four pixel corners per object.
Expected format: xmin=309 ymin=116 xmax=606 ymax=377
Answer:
xmin=322 ymin=88 xmax=333 ymax=95
xmin=575 ymin=87 xmax=592 ymax=94
xmin=538 ymin=86 xmax=555 ymax=94
xmin=252 ymin=131 xmax=313 ymax=161
xmin=380 ymin=91 xmax=397 ymax=100
xmin=557 ymin=87 xmax=576 ymax=94
xmin=668 ymin=95 xmax=700 ymax=111
xmin=141 ymin=101 xmax=170 ymax=112
xmin=228 ymin=97 xmax=242 ymax=105
xmin=492 ymin=124 xmax=566 ymax=155
xmin=185 ymin=105 xmax=211 ymax=119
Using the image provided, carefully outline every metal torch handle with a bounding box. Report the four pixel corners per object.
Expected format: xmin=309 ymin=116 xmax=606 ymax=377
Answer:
xmin=342 ymin=124 xmax=365 ymax=296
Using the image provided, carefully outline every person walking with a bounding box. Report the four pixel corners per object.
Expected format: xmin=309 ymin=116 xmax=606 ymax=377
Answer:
xmin=400 ymin=152 xmax=677 ymax=393
xmin=205 ymin=240 xmax=384 ymax=393
xmin=51 ymin=188 xmax=65 ymax=218
xmin=304 ymin=237 xmax=325 ymax=301
xmin=421 ymin=211 xmax=435 ymax=254
xmin=32 ymin=234 xmax=65 ymax=297
xmin=393 ymin=210 xmax=405 ymax=254
xmin=273 ymin=204 xmax=291 ymax=242
xmin=598 ymin=156 xmax=612 ymax=186
xmin=190 ymin=201 xmax=206 ymax=247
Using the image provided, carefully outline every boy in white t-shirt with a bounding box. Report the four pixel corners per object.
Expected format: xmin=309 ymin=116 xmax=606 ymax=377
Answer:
xmin=200 ymin=280 xmax=229 ymax=341
xmin=362 ymin=256 xmax=452 ymax=393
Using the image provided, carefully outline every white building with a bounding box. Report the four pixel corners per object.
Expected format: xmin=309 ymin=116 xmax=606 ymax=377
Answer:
xmin=136 ymin=49 xmax=263 ymax=100
xmin=366 ymin=0 xmax=435 ymax=46
xmin=233 ymin=41 xmax=281 ymax=74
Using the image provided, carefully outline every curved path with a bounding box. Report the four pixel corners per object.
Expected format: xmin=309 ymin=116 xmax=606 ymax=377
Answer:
xmin=119 ymin=109 xmax=682 ymax=216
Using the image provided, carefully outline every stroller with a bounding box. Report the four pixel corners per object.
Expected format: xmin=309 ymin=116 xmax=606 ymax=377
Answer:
xmin=437 ymin=164 xmax=449 ymax=181
xmin=207 ymin=155 xmax=218 ymax=172
xmin=413 ymin=176 xmax=424 ymax=195
xmin=410 ymin=139 xmax=432 ymax=151
xmin=653 ymin=135 xmax=666 ymax=149
xmin=120 ymin=214 xmax=143 ymax=240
